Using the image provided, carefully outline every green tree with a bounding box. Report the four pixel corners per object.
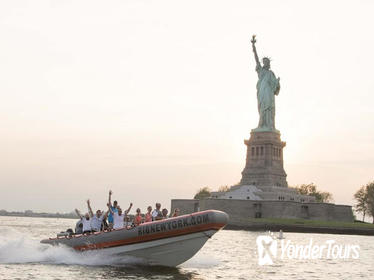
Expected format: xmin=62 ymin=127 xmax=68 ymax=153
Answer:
xmin=194 ymin=187 xmax=211 ymax=199
xmin=354 ymin=185 xmax=369 ymax=222
xmin=354 ymin=182 xmax=374 ymax=223
xmin=294 ymin=183 xmax=333 ymax=203
xmin=366 ymin=182 xmax=374 ymax=223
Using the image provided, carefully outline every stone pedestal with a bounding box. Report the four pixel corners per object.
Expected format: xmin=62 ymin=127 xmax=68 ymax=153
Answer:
xmin=240 ymin=130 xmax=288 ymax=187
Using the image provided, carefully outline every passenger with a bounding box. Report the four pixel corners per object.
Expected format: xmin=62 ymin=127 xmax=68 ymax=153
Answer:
xmin=87 ymin=199 xmax=109 ymax=232
xmin=171 ymin=208 xmax=180 ymax=217
xmin=75 ymin=208 xmax=92 ymax=234
xmin=162 ymin=208 xmax=169 ymax=219
xmin=107 ymin=190 xmax=118 ymax=229
xmin=124 ymin=215 xmax=132 ymax=228
xmin=108 ymin=202 xmax=133 ymax=230
xmin=124 ymin=202 xmax=133 ymax=216
xmin=124 ymin=203 xmax=133 ymax=228
xmin=134 ymin=208 xmax=143 ymax=226
xmin=144 ymin=206 xmax=152 ymax=223
xmin=75 ymin=220 xmax=83 ymax=234
xmin=109 ymin=206 xmax=124 ymax=230
xmin=152 ymin=203 xmax=163 ymax=221
xmin=101 ymin=214 xmax=109 ymax=231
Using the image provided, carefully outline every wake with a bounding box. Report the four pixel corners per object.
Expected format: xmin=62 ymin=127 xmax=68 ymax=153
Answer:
xmin=0 ymin=227 xmax=143 ymax=266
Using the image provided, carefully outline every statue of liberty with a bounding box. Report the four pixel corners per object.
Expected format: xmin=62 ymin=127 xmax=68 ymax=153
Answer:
xmin=251 ymin=35 xmax=280 ymax=131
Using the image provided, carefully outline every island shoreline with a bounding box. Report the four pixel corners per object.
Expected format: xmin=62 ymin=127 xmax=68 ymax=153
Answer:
xmin=224 ymin=223 xmax=374 ymax=236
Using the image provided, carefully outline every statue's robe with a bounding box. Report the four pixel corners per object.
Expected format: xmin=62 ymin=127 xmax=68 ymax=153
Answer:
xmin=256 ymin=65 xmax=280 ymax=130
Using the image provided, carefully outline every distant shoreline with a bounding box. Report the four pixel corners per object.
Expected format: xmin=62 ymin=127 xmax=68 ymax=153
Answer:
xmin=0 ymin=212 xmax=77 ymax=219
xmin=225 ymin=224 xmax=374 ymax=236
xmin=223 ymin=218 xmax=374 ymax=236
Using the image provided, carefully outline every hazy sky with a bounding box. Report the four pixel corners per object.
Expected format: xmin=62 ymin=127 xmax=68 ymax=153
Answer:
xmin=0 ymin=0 xmax=373 ymax=213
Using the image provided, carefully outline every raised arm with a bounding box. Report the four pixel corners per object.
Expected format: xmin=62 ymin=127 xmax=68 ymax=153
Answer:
xmin=103 ymin=208 xmax=110 ymax=218
xmin=108 ymin=190 xmax=113 ymax=207
xmin=125 ymin=202 xmax=133 ymax=215
xmin=251 ymin=35 xmax=261 ymax=68
xmin=75 ymin=208 xmax=83 ymax=219
xmin=87 ymin=200 xmax=94 ymax=217
xmin=107 ymin=203 xmax=114 ymax=215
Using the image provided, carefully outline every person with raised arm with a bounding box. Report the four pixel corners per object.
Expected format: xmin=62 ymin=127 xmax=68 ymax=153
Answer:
xmin=124 ymin=202 xmax=133 ymax=228
xmin=87 ymin=199 xmax=109 ymax=232
xmin=108 ymin=202 xmax=133 ymax=230
xmin=124 ymin=202 xmax=133 ymax=216
xmin=75 ymin=206 xmax=92 ymax=234
xmin=107 ymin=190 xmax=118 ymax=229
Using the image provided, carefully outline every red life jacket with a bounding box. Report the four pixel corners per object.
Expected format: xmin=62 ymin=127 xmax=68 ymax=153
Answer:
xmin=144 ymin=213 xmax=152 ymax=223
xmin=134 ymin=214 xmax=142 ymax=225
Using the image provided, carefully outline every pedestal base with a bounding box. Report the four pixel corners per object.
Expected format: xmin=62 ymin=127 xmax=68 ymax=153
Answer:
xmin=240 ymin=130 xmax=288 ymax=187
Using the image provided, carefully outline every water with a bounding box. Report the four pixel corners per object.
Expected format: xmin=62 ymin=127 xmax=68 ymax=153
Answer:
xmin=0 ymin=216 xmax=373 ymax=280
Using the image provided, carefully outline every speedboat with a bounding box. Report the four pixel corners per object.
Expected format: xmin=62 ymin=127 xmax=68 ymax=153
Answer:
xmin=41 ymin=210 xmax=229 ymax=266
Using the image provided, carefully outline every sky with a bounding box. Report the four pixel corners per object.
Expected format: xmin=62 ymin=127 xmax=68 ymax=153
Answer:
xmin=0 ymin=0 xmax=373 ymax=213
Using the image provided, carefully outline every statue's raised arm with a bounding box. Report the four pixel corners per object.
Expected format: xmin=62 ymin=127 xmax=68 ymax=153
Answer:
xmin=251 ymin=35 xmax=261 ymax=68
xmin=251 ymin=35 xmax=280 ymax=132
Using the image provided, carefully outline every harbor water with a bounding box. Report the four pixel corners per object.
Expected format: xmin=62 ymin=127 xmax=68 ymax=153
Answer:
xmin=0 ymin=216 xmax=373 ymax=280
